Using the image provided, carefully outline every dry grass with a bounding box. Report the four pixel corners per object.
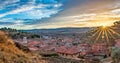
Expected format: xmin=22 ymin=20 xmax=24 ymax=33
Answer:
xmin=0 ymin=31 xmax=45 ymax=63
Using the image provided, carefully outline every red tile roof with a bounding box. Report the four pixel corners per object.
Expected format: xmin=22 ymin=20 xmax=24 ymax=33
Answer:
xmin=91 ymin=43 xmax=108 ymax=55
xmin=29 ymin=46 xmax=38 ymax=51
xmin=115 ymin=39 xmax=120 ymax=47
xmin=66 ymin=46 xmax=79 ymax=54
xmin=28 ymin=41 xmax=40 ymax=46
xmin=57 ymin=46 xmax=80 ymax=55
xmin=79 ymin=44 xmax=90 ymax=47
xmin=57 ymin=46 xmax=67 ymax=53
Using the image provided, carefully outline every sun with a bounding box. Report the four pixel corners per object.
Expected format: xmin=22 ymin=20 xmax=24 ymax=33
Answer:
xmin=102 ymin=25 xmax=107 ymax=29
xmin=102 ymin=24 xmax=107 ymax=27
xmin=99 ymin=24 xmax=109 ymax=30
xmin=100 ymin=23 xmax=112 ymax=30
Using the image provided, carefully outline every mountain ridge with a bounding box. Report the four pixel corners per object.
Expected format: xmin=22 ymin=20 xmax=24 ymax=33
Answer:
xmin=22 ymin=27 xmax=92 ymax=34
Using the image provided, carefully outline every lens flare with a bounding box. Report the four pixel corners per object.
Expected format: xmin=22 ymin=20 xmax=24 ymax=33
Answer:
xmin=90 ymin=25 xmax=120 ymax=45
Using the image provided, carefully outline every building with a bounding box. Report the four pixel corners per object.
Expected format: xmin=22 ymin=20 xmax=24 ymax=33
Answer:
xmin=115 ymin=39 xmax=120 ymax=47
xmin=23 ymin=37 xmax=27 ymax=43
xmin=78 ymin=44 xmax=90 ymax=56
xmin=91 ymin=43 xmax=109 ymax=57
xmin=57 ymin=46 xmax=80 ymax=59
xmin=28 ymin=41 xmax=40 ymax=51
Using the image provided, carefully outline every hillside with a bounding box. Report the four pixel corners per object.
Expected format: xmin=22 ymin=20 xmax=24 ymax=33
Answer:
xmin=0 ymin=27 xmax=40 ymax=39
xmin=0 ymin=31 xmax=85 ymax=63
xmin=0 ymin=31 xmax=45 ymax=63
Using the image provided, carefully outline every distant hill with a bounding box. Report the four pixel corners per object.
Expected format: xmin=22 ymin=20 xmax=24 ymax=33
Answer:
xmin=0 ymin=27 xmax=41 ymax=39
xmin=23 ymin=27 xmax=92 ymax=34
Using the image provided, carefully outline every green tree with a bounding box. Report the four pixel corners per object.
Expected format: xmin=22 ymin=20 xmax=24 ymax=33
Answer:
xmin=111 ymin=47 xmax=120 ymax=63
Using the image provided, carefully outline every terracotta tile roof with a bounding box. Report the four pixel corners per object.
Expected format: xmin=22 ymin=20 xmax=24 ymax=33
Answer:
xmin=66 ymin=46 xmax=79 ymax=54
xmin=115 ymin=39 xmax=120 ymax=47
xmin=28 ymin=41 xmax=40 ymax=46
xmin=57 ymin=46 xmax=80 ymax=55
xmin=78 ymin=44 xmax=90 ymax=56
xmin=79 ymin=44 xmax=90 ymax=47
xmin=91 ymin=43 xmax=108 ymax=55
xmin=80 ymin=52 xmax=87 ymax=56
xmin=29 ymin=46 xmax=38 ymax=51
xmin=57 ymin=46 xmax=67 ymax=53
xmin=40 ymin=44 xmax=48 ymax=50
xmin=115 ymin=39 xmax=120 ymax=42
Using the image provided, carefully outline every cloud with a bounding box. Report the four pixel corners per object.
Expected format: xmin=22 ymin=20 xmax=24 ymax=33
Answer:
xmin=110 ymin=9 xmax=120 ymax=14
xmin=0 ymin=0 xmax=120 ymax=29
xmin=0 ymin=0 xmax=19 ymax=9
xmin=0 ymin=1 xmax=63 ymax=18
xmin=0 ymin=0 xmax=65 ymax=29
xmin=42 ymin=0 xmax=120 ymax=28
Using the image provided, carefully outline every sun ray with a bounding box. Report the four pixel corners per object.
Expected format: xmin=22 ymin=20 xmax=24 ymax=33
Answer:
xmin=107 ymin=29 xmax=116 ymax=40
xmin=90 ymin=22 xmax=119 ymax=47
xmin=109 ymin=28 xmax=120 ymax=37
xmin=104 ymin=29 xmax=110 ymax=45
xmin=91 ymin=29 xmax=101 ymax=37
xmin=102 ymin=28 xmax=105 ymax=40
xmin=94 ymin=30 xmax=103 ymax=43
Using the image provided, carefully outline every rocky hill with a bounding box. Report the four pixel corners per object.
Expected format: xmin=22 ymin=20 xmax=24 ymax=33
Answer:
xmin=0 ymin=31 xmax=45 ymax=63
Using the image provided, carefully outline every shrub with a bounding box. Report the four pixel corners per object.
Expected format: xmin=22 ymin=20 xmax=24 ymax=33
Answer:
xmin=111 ymin=47 xmax=120 ymax=63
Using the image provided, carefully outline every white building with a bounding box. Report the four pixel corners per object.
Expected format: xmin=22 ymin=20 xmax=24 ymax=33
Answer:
xmin=23 ymin=37 xmax=27 ymax=43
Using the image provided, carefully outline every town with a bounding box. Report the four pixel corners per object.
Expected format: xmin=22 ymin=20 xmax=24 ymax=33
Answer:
xmin=0 ymin=0 xmax=120 ymax=63
xmin=14 ymin=35 xmax=119 ymax=60
xmin=0 ymin=21 xmax=120 ymax=63
xmin=0 ymin=21 xmax=115 ymax=63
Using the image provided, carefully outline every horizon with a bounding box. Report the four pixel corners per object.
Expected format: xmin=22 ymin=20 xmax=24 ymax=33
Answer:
xmin=0 ymin=0 xmax=120 ymax=29
xmin=0 ymin=26 xmax=93 ymax=30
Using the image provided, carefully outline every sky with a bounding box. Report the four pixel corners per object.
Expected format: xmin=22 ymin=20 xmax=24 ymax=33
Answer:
xmin=0 ymin=0 xmax=120 ymax=29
